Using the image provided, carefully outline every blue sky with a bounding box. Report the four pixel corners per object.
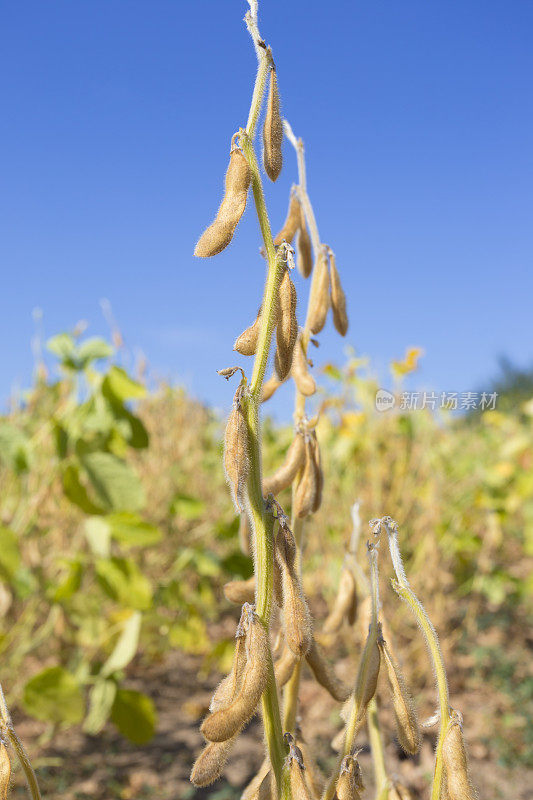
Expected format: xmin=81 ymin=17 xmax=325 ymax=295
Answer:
xmin=1 ymin=1 xmax=531 ymax=415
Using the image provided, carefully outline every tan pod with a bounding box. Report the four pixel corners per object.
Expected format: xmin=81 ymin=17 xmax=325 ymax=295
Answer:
xmin=234 ymin=307 xmax=262 ymax=356
xmin=305 ymin=638 xmax=351 ymax=702
xmin=329 ymin=250 xmax=348 ymax=336
xmin=262 ymin=432 xmax=306 ymax=496
xmin=296 ymin=204 xmax=313 ymax=278
xmin=308 ymin=248 xmax=330 ymax=334
xmin=190 ymin=739 xmax=235 ymax=787
xmin=276 ymin=526 xmax=312 ymax=657
xmin=378 ymin=637 xmax=421 ymax=755
xmin=442 ymin=712 xmax=475 ymax=800
xmin=223 ymin=576 xmax=256 ymax=605
xmin=323 ymin=568 xmax=357 ymax=634
xmin=263 ymin=67 xmax=283 ymax=182
xmin=291 ymin=336 xmax=316 ymax=396
xmin=224 ymin=387 xmax=249 ymax=513
xmin=275 ymin=269 xmax=298 ymax=381
xmin=274 ymin=192 xmax=301 ymax=246
xmin=262 ymin=373 xmax=283 ymax=402
xmin=293 ymin=438 xmax=318 ymax=518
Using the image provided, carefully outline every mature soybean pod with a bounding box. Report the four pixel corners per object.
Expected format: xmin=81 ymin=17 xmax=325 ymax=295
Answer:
xmin=262 ymin=432 xmax=306 ymax=496
xmin=308 ymin=248 xmax=330 ymax=334
xmin=224 ymin=388 xmax=249 ymax=513
xmin=323 ymin=568 xmax=357 ymax=634
xmin=190 ymin=739 xmax=235 ymax=787
xmin=274 ymin=192 xmax=301 ymax=246
xmin=442 ymin=712 xmax=476 ymax=800
xmin=276 ymin=526 xmax=312 ymax=657
xmin=296 ymin=205 xmax=313 ymax=278
xmin=293 ymin=439 xmax=317 ymax=518
xmin=263 ymin=67 xmax=283 ymax=182
xmin=234 ymin=307 xmax=262 ymax=356
xmin=305 ymin=638 xmax=351 ymax=702
xmin=195 ymin=149 xmax=251 ymax=258
xmin=291 ymin=336 xmax=316 ymax=397
xmin=329 ymin=250 xmax=349 ymax=336
xmin=223 ymin=576 xmax=256 ymax=605
xmin=275 ymin=269 xmax=298 ymax=381
xmin=378 ymin=637 xmax=421 ymax=755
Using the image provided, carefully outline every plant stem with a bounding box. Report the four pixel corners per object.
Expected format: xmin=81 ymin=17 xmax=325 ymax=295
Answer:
xmin=0 ymin=685 xmax=42 ymax=800
xmin=367 ymin=697 xmax=389 ymax=800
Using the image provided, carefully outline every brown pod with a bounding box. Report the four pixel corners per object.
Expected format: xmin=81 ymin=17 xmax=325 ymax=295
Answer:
xmin=209 ymin=627 xmax=247 ymax=713
xmin=238 ymin=513 xmax=251 ymax=556
xmin=297 ymin=738 xmax=324 ymax=798
xmin=190 ymin=739 xmax=235 ymax=787
xmin=378 ymin=637 xmax=421 ymax=755
xmin=275 ymin=269 xmax=298 ymax=381
xmin=305 ymin=638 xmax=351 ymax=702
xmin=388 ymin=784 xmax=414 ymax=800
xmin=241 ymin=759 xmax=270 ymax=800
xmin=262 ymin=373 xmax=283 ymax=402
xmin=274 ymin=645 xmax=298 ymax=687
xmin=276 ymin=526 xmax=312 ymax=656
xmin=224 ymin=388 xmax=249 ymax=513
xmin=201 ymin=612 xmax=269 ymax=742
xmin=262 ymin=432 xmax=306 ymax=496
xmin=310 ymin=432 xmax=323 ymax=513
xmin=274 ymin=192 xmax=301 ymax=246
xmin=293 ymin=439 xmax=318 ymax=518
xmin=442 ymin=713 xmax=476 ymax=800
xmin=234 ymin=308 xmax=262 ymax=356
xmin=285 ymin=741 xmax=314 ymax=800
xmin=308 ymin=249 xmax=330 ymax=334
xmin=263 ymin=67 xmax=283 ymax=182
xmin=195 ymin=149 xmax=251 ymax=258
xmin=329 ymin=251 xmax=348 ymax=336
xmin=336 ymin=755 xmax=363 ymax=800
xmin=291 ymin=336 xmax=316 ymax=396
xmin=223 ymin=576 xmax=256 ymax=605
xmin=322 ymin=568 xmax=357 ymax=634
xmin=0 ymin=743 xmax=10 ymax=800
xmin=296 ymin=205 xmax=313 ymax=278
xmin=354 ymin=627 xmax=381 ymax=715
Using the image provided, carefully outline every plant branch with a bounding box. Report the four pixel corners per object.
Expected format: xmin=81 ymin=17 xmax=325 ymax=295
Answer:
xmin=0 ymin=685 xmax=42 ymax=800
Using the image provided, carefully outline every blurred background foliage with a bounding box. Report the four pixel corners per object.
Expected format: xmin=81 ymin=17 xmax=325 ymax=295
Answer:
xmin=0 ymin=329 xmax=531 ymax=774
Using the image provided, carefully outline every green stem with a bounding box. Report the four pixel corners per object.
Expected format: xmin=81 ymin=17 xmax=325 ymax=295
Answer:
xmin=0 ymin=686 xmax=42 ymax=800
xmin=367 ymin=697 xmax=389 ymax=800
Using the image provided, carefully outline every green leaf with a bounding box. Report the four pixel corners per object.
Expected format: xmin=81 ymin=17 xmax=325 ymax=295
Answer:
xmin=77 ymin=337 xmax=114 ymax=365
xmin=0 ymin=422 xmax=30 ymax=473
xmin=23 ymin=667 xmax=84 ymax=724
xmin=53 ymin=560 xmax=82 ymax=602
xmin=107 ymin=513 xmax=161 ymax=548
xmin=84 ymin=517 xmax=111 ymax=557
xmin=221 ymin=550 xmax=253 ymax=579
xmin=170 ymin=493 xmax=205 ymax=521
xmin=102 ymin=366 xmax=146 ymax=402
xmin=62 ymin=464 xmax=104 ymax=515
xmin=0 ymin=526 xmax=21 ymax=581
xmin=169 ymin=616 xmax=208 ymax=653
xmin=95 ymin=557 xmax=152 ymax=610
xmin=101 ymin=611 xmax=142 ymax=677
xmin=111 ymin=689 xmax=156 ymax=744
xmin=80 ymin=452 xmax=145 ymax=512
xmin=47 ymin=333 xmax=75 ymax=361
xmin=84 ymin=679 xmax=117 ymax=736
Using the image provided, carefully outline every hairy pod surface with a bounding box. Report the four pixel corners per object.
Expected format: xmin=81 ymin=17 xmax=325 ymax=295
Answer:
xmin=354 ymin=628 xmax=381 ymax=715
xmin=274 ymin=644 xmax=298 ymax=687
xmin=274 ymin=192 xmax=301 ymax=246
xmin=329 ymin=251 xmax=348 ymax=336
xmin=388 ymin=784 xmax=414 ymax=800
xmin=294 ymin=438 xmax=318 ymax=518
xmin=209 ymin=627 xmax=248 ymax=712
xmin=262 ymin=373 xmax=283 ymax=402
xmin=262 ymin=432 xmax=306 ymax=496
xmin=223 ymin=576 xmax=256 ymax=605
xmin=310 ymin=431 xmax=323 ymax=513
xmin=190 ymin=739 xmax=235 ymax=787
xmin=224 ymin=388 xmax=249 ymax=513
xmin=263 ymin=67 xmax=283 ymax=182
xmin=336 ymin=755 xmax=363 ymax=800
xmin=275 ymin=269 xmax=298 ymax=381
xmin=292 ymin=336 xmax=316 ymax=396
xmin=241 ymin=760 xmax=271 ymax=800
xmin=284 ymin=741 xmax=313 ymax=800
xmin=323 ymin=568 xmax=358 ymax=634
xmin=238 ymin=513 xmax=252 ymax=555
xmin=308 ymin=248 xmax=330 ymax=334
xmin=305 ymin=638 xmax=351 ymax=701
xmin=201 ymin=612 xmax=269 ymax=742
xmin=234 ymin=308 xmax=262 ymax=356
xmin=0 ymin=743 xmax=10 ymax=800
xmin=296 ymin=204 xmax=313 ymax=278
xmin=378 ymin=637 xmax=421 ymax=755
xmin=442 ymin=714 xmax=476 ymax=800
xmin=276 ymin=526 xmax=312 ymax=656
xmin=195 ymin=149 xmax=251 ymax=257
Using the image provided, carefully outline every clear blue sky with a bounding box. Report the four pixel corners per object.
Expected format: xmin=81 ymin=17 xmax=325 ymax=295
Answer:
xmin=1 ymin=1 xmax=531 ymax=414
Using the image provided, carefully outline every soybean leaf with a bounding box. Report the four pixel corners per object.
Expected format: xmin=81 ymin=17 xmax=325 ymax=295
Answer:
xmin=62 ymin=464 xmax=104 ymax=515
xmin=107 ymin=513 xmax=161 ymax=548
xmin=102 ymin=367 xmax=146 ymax=402
xmin=95 ymin=557 xmax=152 ymax=610
xmin=0 ymin=422 xmax=30 ymax=473
xmin=111 ymin=689 xmax=156 ymax=745
xmin=101 ymin=611 xmax=142 ymax=677
xmin=79 ymin=452 xmax=145 ymax=512
xmin=170 ymin=493 xmax=205 ymax=521
xmin=0 ymin=526 xmax=21 ymax=581
xmin=23 ymin=667 xmax=84 ymax=725
xmin=85 ymin=517 xmax=111 ymax=557
xmin=52 ymin=560 xmax=83 ymax=602
xmin=77 ymin=337 xmax=114 ymax=367
xmin=84 ymin=679 xmax=117 ymax=736
xmin=47 ymin=333 xmax=75 ymax=361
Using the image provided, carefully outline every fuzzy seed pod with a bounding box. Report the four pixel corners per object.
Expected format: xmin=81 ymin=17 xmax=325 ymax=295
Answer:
xmin=223 ymin=576 xmax=256 ymax=605
xmin=291 ymin=336 xmax=316 ymax=396
xmin=209 ymin=628 xmax=248 ymax=713
xmin=297 ymin=738 xmax=324 ymax=798
xmin=285 ymin=741 xmax=314 ymax=800
xmin=442 ymin=713 xmax=476 ymax=800
xmin=388 ymin=784 xmax=414 ymax=800
xmin=296 ymin=206 xmax=313 ymax=278
xmin=305 ymin=638 xmax=351 ymax=701
xmin=276 ymin=526 xmax=312 ymax=656
xmin=310 ymin=432 xmax=323 ymax=513
xmin=308 ymin=249 xmax=330 ymax=334
xmin=241 ymin=759 xmax=270 ymax=800
xmin=235 ymin=308 xmax=262 ymax=356
xmin=274 ymin=192 xmax=301 ymax=246
xmin=275 ymin=269 xmax=298 ymax=381
xmin=274 ymin=645 xmax=298 ymax=687
xmin=378 ymin=638 xmax=421 ymax=755
xmin=262 ymin=373 xmax=283 ymax=402
xmin=323 ymin=568 xmax=357 ymax=634
xmin=0 ymin=743 xmax=10 ymax=800
xmin=238 ymin=513 xmax=251 ymax=556
xmin=263 ymin=67 xmax=283 ymax=182
xmin=293 ymin=439 xmax=318 ymax=518
xmin=201 ymin=612 xmax=269 ymax=742
xmin=354 ymin=628 xmax=381 ymax=715
xmin=195 ymin=149 xmax=251 ymax=257
xmin=262 ymin=432 xmax=306 ymax=496
xmin=329 ymin=251 xmax=348 ymax=336
xmin=335 ymin=755 xmax=363 ymax=800
xmin=224 ymin=388 xmax=249 ymax=513
xmin=190 ymin=739 xmax=235 ymax=787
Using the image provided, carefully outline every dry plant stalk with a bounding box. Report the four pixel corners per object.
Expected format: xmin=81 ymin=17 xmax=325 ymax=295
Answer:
xmin=191 ymin=4 xmax=475 ymax=800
